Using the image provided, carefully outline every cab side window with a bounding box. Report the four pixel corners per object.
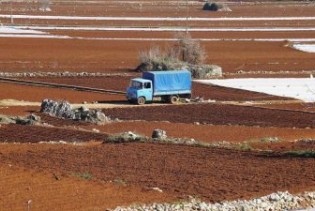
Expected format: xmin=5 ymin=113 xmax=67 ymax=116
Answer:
xmin=144 ymin=82 xmax=151 ymax=89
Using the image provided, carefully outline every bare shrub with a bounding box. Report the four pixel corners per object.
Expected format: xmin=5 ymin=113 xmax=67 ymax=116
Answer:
xmin=137 ymin=45 xmax=184 ymax=72
xmin=137 ymin=32 xmax=205 ymax=71
xmin=135 ymin=33 xmax=221 ymax=78
xmin=139 ymin=46 xmax=165 ymax=64
xmin=176 ymin=32 xmax=206 ymax=65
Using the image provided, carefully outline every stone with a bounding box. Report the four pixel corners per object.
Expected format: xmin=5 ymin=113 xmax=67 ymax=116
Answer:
xmin=41 ymin=99 xmax=109 ymax=124
xmin=152 ymin=129 xmax=167 ymax=139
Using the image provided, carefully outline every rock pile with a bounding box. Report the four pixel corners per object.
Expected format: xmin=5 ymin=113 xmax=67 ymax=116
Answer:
xmin=0 ymin=114 xmax=41 ymax=125
xmin=40 ymin=99 xmax=110 ymax=124
xmin=16 ymin=114 xmax=41 ymax=125
xmin=41 ymin=99 xmax=72 ymax=118
xmin=112 ymin=191 xmax=315 ymax=211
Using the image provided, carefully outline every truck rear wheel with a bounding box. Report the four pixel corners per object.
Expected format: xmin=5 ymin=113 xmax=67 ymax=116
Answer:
xmin=169 ymin=95 xmax=179 ymax=104
xmin=137 ymin=97 xmax=146 ymax=105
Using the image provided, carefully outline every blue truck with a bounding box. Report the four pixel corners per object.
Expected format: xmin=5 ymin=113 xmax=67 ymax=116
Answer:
xmin=126 ymin=70 xmax=192 ymax=105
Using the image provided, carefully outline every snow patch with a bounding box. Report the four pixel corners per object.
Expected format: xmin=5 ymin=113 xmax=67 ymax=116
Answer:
xmin=293 ymin=44 xmax=315 ymax=53
xmin=0 ymin=26 xmax=70 ymax=39
xmin=1 ymin=14 xmax=315 ymax=21
xmin=15 ymin=26 xmax=315 ymax=32
xmin=0 ymin=26 xmax=46 ymax=34
xmin=195 ymin=78 xmax=315 ymax=102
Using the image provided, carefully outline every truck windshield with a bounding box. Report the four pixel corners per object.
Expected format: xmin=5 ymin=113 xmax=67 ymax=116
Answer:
xmin=131 ymin=81 xmax=143 ymax=89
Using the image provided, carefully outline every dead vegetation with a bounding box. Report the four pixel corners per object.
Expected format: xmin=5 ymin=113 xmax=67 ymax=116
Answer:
xmin=136 ymin=33 xmax=222 ymax=78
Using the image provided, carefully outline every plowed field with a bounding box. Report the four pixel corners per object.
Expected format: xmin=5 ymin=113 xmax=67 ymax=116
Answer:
xmin=1 ymin=38 xmax=314 ymax=74
xmin=1 ymin=143 xmax=315 ymax=204
xmin=1 ymin=1 xmax=315 ymax=210
xmin=0 ymin=124 xmax=108 ymax=143
xmin=103 ymin=103 xmax=315 ymax=128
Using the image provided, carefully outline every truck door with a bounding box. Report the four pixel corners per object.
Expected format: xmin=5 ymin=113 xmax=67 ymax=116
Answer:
xmin=144 ymin=82 xmax=153 ymax=101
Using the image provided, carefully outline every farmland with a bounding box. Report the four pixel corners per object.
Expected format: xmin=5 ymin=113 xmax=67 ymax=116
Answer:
xmin=1 ymin=0 xmax=315 ymax=210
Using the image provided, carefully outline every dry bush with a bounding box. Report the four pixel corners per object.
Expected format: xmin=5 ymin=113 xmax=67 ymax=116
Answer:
xmin=176 ymin=32 xmax=206 ymax=65
xmin=135 ymin=33 xmax=219 ymax=78
xmin=139 ymin=33 xmax=206 ymax=69
xmin=139 ymin=46 xmax=165 ymax=64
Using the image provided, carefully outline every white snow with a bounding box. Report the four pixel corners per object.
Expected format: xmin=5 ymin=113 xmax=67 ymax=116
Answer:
xmin=15 ymin=26 xmax=315 ymax=32
xmin=1 ymin=26 xmax=315 ymax=42
xmin=195 ymin=78 xmax=315 ymax=102
xmin=0 ymin=26 xmax=46 ymax=34
xmin=0 ymin=34 xmax=70 ymax=39
xmin=292 ymin=44 xmax=315 ymax=53
xmin=1 ymin=14 xmax=315 ymax=21
xmin=0 ymin=26 xmax=70 ymax=39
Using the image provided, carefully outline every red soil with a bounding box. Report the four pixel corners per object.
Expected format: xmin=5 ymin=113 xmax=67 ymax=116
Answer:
xmin=1 ymin=142 xmax=315 ymax=203
xmin=103 ymin=103 xmax=315 ymax=128
xmin=0 ymin=124 xmax=108 ymax=143
xmin=250 ymin=139 xmax=315 ymax=151
xmin=1 ymin=1 xmax=315 ymax=17
xmin=0 ymin=106 xmax=38 ymax=116
xmin=1 ymin=38 xmax=314 ymax=73
xmin=257 ymin=103 xmax=315 ymax=112
xmin=87 ymin=121 xmax=315 ymax=143
xmin=1 ymin=2 xmax=315 ymax=209
xmin=0 ymin=162 xmax=174 ymax=211
xmin=0 ymin=82 xmax=124 ymax=103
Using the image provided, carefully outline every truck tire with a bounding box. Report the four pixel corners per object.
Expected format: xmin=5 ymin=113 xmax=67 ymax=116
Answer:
xmin=137 ymin=97 xmax=146 ymax=105
xmin=169 ymin=95 xmax=179 ymax=104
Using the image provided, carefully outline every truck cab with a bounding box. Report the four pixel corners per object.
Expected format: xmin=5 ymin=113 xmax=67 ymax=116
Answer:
xmin=126 ymin=78 xmax=153 ymax=104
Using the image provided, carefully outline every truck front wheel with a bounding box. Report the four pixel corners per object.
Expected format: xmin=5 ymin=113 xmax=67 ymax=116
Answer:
xmin=137 ymin=97 xmax=146 ymax=105
xmin=169 ymin=95 xmax=179 ymax=104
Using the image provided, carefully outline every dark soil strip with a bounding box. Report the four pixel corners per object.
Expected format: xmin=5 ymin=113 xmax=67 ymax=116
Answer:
xmin=104 ymin=103 xmax=315 ymax=128
xmin=0 ymin=124 xmax=108 ymax=143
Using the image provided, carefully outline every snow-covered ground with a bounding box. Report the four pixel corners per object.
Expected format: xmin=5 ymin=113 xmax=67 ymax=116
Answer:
xmin=0 ymin=26 xmax=69 ymax=39
xmin=196 ymin=78 xmax=315 ymax=102
xmin=1 ymin=14 xmax=315 ymax=21
xmin=0 ymin=26 xmax=46 ymax=34
xmin=2 ymin=26 xmax=315 ymax=42
xmin=293 ymin=44 xmax=315 ymax=53
xmin=15 ymin=26 xmax=315 ymax=32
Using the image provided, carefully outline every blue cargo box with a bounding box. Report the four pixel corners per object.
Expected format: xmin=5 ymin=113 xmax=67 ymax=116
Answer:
xmin=142 ymin=70 xmax=191 ymax=95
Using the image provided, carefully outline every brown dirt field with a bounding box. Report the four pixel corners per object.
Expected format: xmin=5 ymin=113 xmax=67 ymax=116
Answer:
xmin=2 ymin=120 xmax=315 ymax=145
xmin=103 ymin=103 xmax=315 ymax=128
xmin=1 ymin=142 xmax=315 ymax=203
xmin=250 ymin=139 xmax=315 ymax=151
xmin=0 ymin=82 xmax=124 ymax=103
xmin=3 ymin=18 xmax=315 ymax=28
xmin=0 ymin=124 xmax=108 ymax=143
xmin=257 ymin=103 xmax=315 ymax=112
xmin=0 ymin=106 xmax=38 ymax=116
xmin=51 ymin=30 xmax=315 ymax=40
xmin=2 ymin=1 xmax=315 ymax=17
xmin=1 ymin=1 xmax=315 ymax=209
xmin=0 ymin=163 xmax=173 ymax=211
xmin=1 ymin=38 xmax=314 ymax=73
xmin=86 ymin=121 xmax=315 ymax=143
